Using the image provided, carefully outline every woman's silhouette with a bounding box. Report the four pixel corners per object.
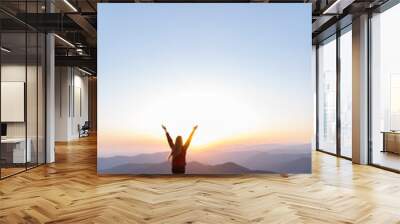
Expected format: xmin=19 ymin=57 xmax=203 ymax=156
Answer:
xmin=162 ymin=125 xmax=198 ymax=174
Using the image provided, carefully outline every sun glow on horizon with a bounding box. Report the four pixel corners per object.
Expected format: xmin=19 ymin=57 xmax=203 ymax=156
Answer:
xmin=99 ymin=124 xmax=312 ymax=158
xmin=98 ymin=82 xmax=312 ymax=157
xmin=117 ymin=82 xmax=267 ymax=148
xmin=98 ymin=81 xmax=312 ymax=157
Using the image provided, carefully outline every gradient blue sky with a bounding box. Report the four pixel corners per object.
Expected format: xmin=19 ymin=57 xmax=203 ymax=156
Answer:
xmin=98 ymin=4 xmax=312 ymax=157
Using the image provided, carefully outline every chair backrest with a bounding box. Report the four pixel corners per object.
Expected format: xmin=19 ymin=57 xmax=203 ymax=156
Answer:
xmin=82 ymin=121 xmax=90 ymax=129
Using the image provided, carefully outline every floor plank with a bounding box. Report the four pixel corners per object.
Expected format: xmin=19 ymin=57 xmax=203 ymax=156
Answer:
xmin=1 ymin=135 xmax=400 ymax=224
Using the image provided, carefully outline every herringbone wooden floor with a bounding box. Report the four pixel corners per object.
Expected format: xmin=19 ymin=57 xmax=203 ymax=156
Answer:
xmin=1 ymin=135 xmax=400 ymax=224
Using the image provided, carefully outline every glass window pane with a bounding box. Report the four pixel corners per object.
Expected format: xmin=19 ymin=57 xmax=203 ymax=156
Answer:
xmin=371 ymin=3 xmax=400 ymax=171
xmin=0 ymin=1 xmax=46 ymax=179
xmin=318 ymin=36 xmax=337 ymax=154
xmin=340 ymin=29 xmax=352 ymax=158
xmin=38 ymin=33 xmax=46 ymax=165
xmin=312 ymin=45 xmax=317 ymax=150
xmin=1 ymin=32 xmax=27 ymax=178
xmin=27 ymin=31 xmax=38 ymax=169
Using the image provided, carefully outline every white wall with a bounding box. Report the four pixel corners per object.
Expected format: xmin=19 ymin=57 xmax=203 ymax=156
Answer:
xmin=1 ymin=66 xmax=26 ymax=137
xmin=55 ymin=66 xmax=70 ymax=141
xmin=72 ymin=73 xmax=89 ymax=138
xmin=1 ymin=65 xmax=28 ymax=142
xmin=1 ymin=65 xmax=39 ymax=138
xmin=55 ymin=67 xmax=89 ymax=141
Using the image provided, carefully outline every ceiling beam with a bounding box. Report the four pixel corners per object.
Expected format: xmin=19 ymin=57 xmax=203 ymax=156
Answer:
xmin=67 ymin=13 xmax=97 ymax=40
xmin=323 ymin=0 xmax=356 ymax=14
xmin=55 ymin=55 xmax=96 ymax=72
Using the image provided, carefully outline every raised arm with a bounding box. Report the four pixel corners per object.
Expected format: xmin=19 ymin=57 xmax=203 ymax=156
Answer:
xmin=162 ymin=125 xmax=174 ymax=149
xmin=184 ymin=125 xmax=198 ymax=150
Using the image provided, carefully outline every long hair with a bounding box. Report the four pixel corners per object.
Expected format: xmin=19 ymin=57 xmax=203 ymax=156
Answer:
xmin=169 ymin=136 xmax=183 ymax=160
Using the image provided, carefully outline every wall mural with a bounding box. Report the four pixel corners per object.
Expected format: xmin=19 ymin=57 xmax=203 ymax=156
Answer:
xmin=98 ymin=3 xmax=312 ymax=175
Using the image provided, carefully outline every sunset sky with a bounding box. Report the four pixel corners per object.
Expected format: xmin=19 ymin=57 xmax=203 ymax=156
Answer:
xmin=98 ymin=4 xmax=312 ymax=158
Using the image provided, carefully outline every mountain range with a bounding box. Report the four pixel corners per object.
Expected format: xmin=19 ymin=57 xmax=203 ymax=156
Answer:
xmin=98 ymin=143 xmax=311 ymax=174
xmin=100 ymin=161 xmax=268 ymax=174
